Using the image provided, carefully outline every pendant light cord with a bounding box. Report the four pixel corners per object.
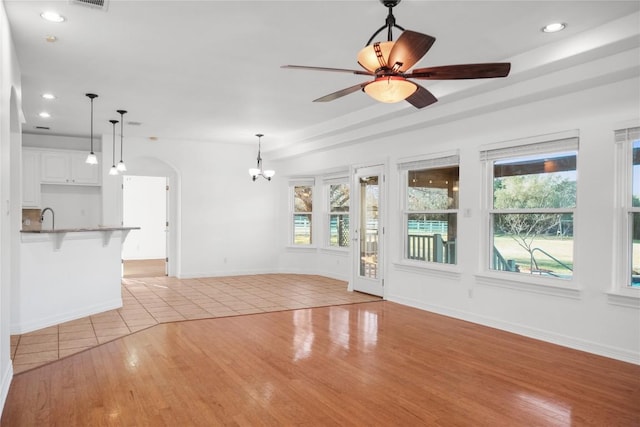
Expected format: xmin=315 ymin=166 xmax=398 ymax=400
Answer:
xmin=117 ymin=110 xmax=127 ymax=162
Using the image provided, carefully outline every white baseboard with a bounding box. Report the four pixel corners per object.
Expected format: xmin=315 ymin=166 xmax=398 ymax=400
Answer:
xmin=387 ymin=293 xmax=640 ymax=365
xmin=177 ymin=268 xmax=348 ymax=281
xmin=10 ymin=298 xmax=123 ymax=335
xmin=176 ymin=268 xmax=279 ymax=279
xmin=0 ymin=360 xmax=13 ymax=420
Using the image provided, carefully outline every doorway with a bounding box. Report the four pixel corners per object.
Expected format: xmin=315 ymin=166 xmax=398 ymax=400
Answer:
xmin=352 ymin=165 xmax=384 ymax=297
xmin=122 ymin=175 xmax=168 ymax=278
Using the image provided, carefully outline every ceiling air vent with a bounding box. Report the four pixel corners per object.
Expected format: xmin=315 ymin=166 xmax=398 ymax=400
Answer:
xmin=69 ymin=0 xmax=109 ymax=11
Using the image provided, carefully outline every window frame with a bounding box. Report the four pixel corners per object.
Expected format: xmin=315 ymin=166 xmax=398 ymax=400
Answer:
xmin=612 ymin=126 xmax=640 ymax=303
xmin=477 ymin=132 xmax=581 ymax=295
xmin=324 ymin=176 xmax=350 ymax=251
xmin=289 ymin=178 xmax=315 ymax=247
xmin=396 ymin=151 xmax=461 ymax=276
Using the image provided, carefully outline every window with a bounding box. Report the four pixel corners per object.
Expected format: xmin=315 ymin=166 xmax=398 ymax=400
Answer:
xmin=328 ymin=182 xmax=350 ymax=248
xmin=292 ymin=184 xmax=313 ymax=245
xmin=614 ymin=126 xmax=640 ymax=290
xmin=400 ymin=154 xmax=459 ymax=265
xmin=482 ymin=137 xmax=578 ymax=279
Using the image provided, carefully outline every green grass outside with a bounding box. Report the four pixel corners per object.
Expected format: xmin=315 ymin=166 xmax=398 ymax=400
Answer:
xmin=494 ymin=235 xmax=573 ymax=275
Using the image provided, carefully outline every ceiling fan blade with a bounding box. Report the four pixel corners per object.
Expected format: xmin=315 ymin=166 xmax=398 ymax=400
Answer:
xmin=406 ymin=84 xmax=438 ymax=109
xmin=281 ymin=65 xmax=373 ymax=76
xmin=313 ymin=82 xmax=368 ymax=103
xmin=408 ymin=63 xmax=511 ymax=80
xmin=387 ymin=30 xmax=436 ymax=72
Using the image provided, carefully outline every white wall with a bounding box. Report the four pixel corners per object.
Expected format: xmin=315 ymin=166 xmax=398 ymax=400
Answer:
xmin=101 ymin=136 xmax=280 ymax=279
xmin=0 ymin=0 xmax=22 ymax=415
xmin=273 ymin=75 xmax=640 ymax=364
xmin=22 ymin=133 xmax=99 ymax=152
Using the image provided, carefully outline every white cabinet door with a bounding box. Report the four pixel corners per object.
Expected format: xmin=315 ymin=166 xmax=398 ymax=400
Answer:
xmin=40 ymin=150 xmax=101 ymax=186
xmin=22 ymin=149 xmax=41 ymax=208
xmin=41 ymin=151 xmax=70 ymax=183
xmin=70 ymin=152 xmax=100 ymax=185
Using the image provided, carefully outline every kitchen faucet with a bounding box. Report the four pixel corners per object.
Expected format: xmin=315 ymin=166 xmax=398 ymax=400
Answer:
xmin=41 ymin=207 xmax=55 ymax=230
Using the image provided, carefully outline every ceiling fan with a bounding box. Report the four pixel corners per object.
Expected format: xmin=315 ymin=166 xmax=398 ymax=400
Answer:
xmin=282 ymin=0 xmax=511 ymax=109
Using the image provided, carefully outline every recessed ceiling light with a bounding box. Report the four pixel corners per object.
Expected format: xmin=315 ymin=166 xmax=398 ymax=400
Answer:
xmin=45 ymin=35 xmax=58 ymax=43
xmin=542 ymin=22 xmax=566 ymax=33
xmin=40 ymin=11 xmax=66 ymax=23
xmin=42 ymin=93 xmax=56 ymax=100
xmin=39 ymin=112 xmax=51 ymax=118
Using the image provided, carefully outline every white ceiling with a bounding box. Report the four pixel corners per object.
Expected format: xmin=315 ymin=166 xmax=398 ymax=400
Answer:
xmin=4 ymin=0 xmax=639 ymax=153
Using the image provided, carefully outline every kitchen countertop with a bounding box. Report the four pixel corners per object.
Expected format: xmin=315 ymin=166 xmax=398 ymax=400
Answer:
xmin=21 ymin=226 xmax=141 ymax=233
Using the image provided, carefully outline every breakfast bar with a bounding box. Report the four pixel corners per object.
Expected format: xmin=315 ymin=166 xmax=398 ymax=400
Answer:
xmin=15 ymin=226 xmax=140 ymax=334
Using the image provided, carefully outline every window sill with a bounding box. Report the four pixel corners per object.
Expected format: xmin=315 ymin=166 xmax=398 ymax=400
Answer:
xmin=474 ymin=271 xmax=581 ymax=299
xmin=393 ymin=260 xmax=461 ymax=280
xmin=285 ymin=245 xmax=318 ymax=253
xmin=606 ymin=288 xmax=640 ymax=309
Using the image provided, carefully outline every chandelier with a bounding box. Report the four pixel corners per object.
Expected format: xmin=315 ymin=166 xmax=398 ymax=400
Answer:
xmin=249 ymin=133 xmax=275 ymax=181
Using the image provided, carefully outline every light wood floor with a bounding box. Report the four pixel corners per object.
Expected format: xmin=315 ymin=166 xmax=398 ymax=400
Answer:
xmin=10 ymin=274 xmax=379 ymax=373
xmin=123 ymin=258 xmax=166 ymax=278
xmin=3 ymin=301 xmax=639 ymax=426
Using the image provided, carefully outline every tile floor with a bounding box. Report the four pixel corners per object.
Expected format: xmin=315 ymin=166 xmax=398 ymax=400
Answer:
xmin=10 ymin=274 xmax=381 ymax=374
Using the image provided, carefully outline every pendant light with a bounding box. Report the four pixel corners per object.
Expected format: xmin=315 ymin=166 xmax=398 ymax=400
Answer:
xmin=116 ymin=109 xmax=127 ymax=172
xmin=248 ymin=133 xmax=275 ymax=181
xmin=85 ymin=93 xmax=98 ymax=165
xmin=108 ymin=119 xmax=119 ymax=176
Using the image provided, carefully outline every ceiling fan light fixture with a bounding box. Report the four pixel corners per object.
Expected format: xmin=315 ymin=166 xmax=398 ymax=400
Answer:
xmin=364 ymin=76 xmax=417 ymax=103
xmin=357 ymin=41 xmax=395 ymax=72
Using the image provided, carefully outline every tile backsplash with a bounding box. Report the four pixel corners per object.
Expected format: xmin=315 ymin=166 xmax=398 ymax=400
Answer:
xmin=22 ymin=208 xmax=41 ymax=231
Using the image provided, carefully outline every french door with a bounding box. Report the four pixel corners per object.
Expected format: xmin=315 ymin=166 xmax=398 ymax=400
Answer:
xmin=352 ymin=165 xmax=384 ymax=297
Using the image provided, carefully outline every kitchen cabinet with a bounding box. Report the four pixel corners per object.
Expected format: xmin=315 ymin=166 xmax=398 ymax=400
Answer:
xmin=40 ymin=149 xmax=101 ymax=185
xmin=22 ymin=148 xmax=41 ymax=208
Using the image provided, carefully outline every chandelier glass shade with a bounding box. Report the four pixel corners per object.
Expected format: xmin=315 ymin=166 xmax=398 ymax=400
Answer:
xmin=364 ymin=76 xmax=417 ymax=103
xmin=357 ymin=41 xmax=395 ymax=72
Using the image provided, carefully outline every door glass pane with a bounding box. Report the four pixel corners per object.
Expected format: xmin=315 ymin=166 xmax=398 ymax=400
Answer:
xmin=633 ymin=141 xmax=640 ymax=207
xmin=359 ymin=176 xmax=379 ymax=278
xmin=632 ymin=212 xmax=640 ymax=287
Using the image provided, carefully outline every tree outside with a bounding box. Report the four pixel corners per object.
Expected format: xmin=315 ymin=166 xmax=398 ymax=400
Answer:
xmin=493 ymin=166 xmax=576 ymax=276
